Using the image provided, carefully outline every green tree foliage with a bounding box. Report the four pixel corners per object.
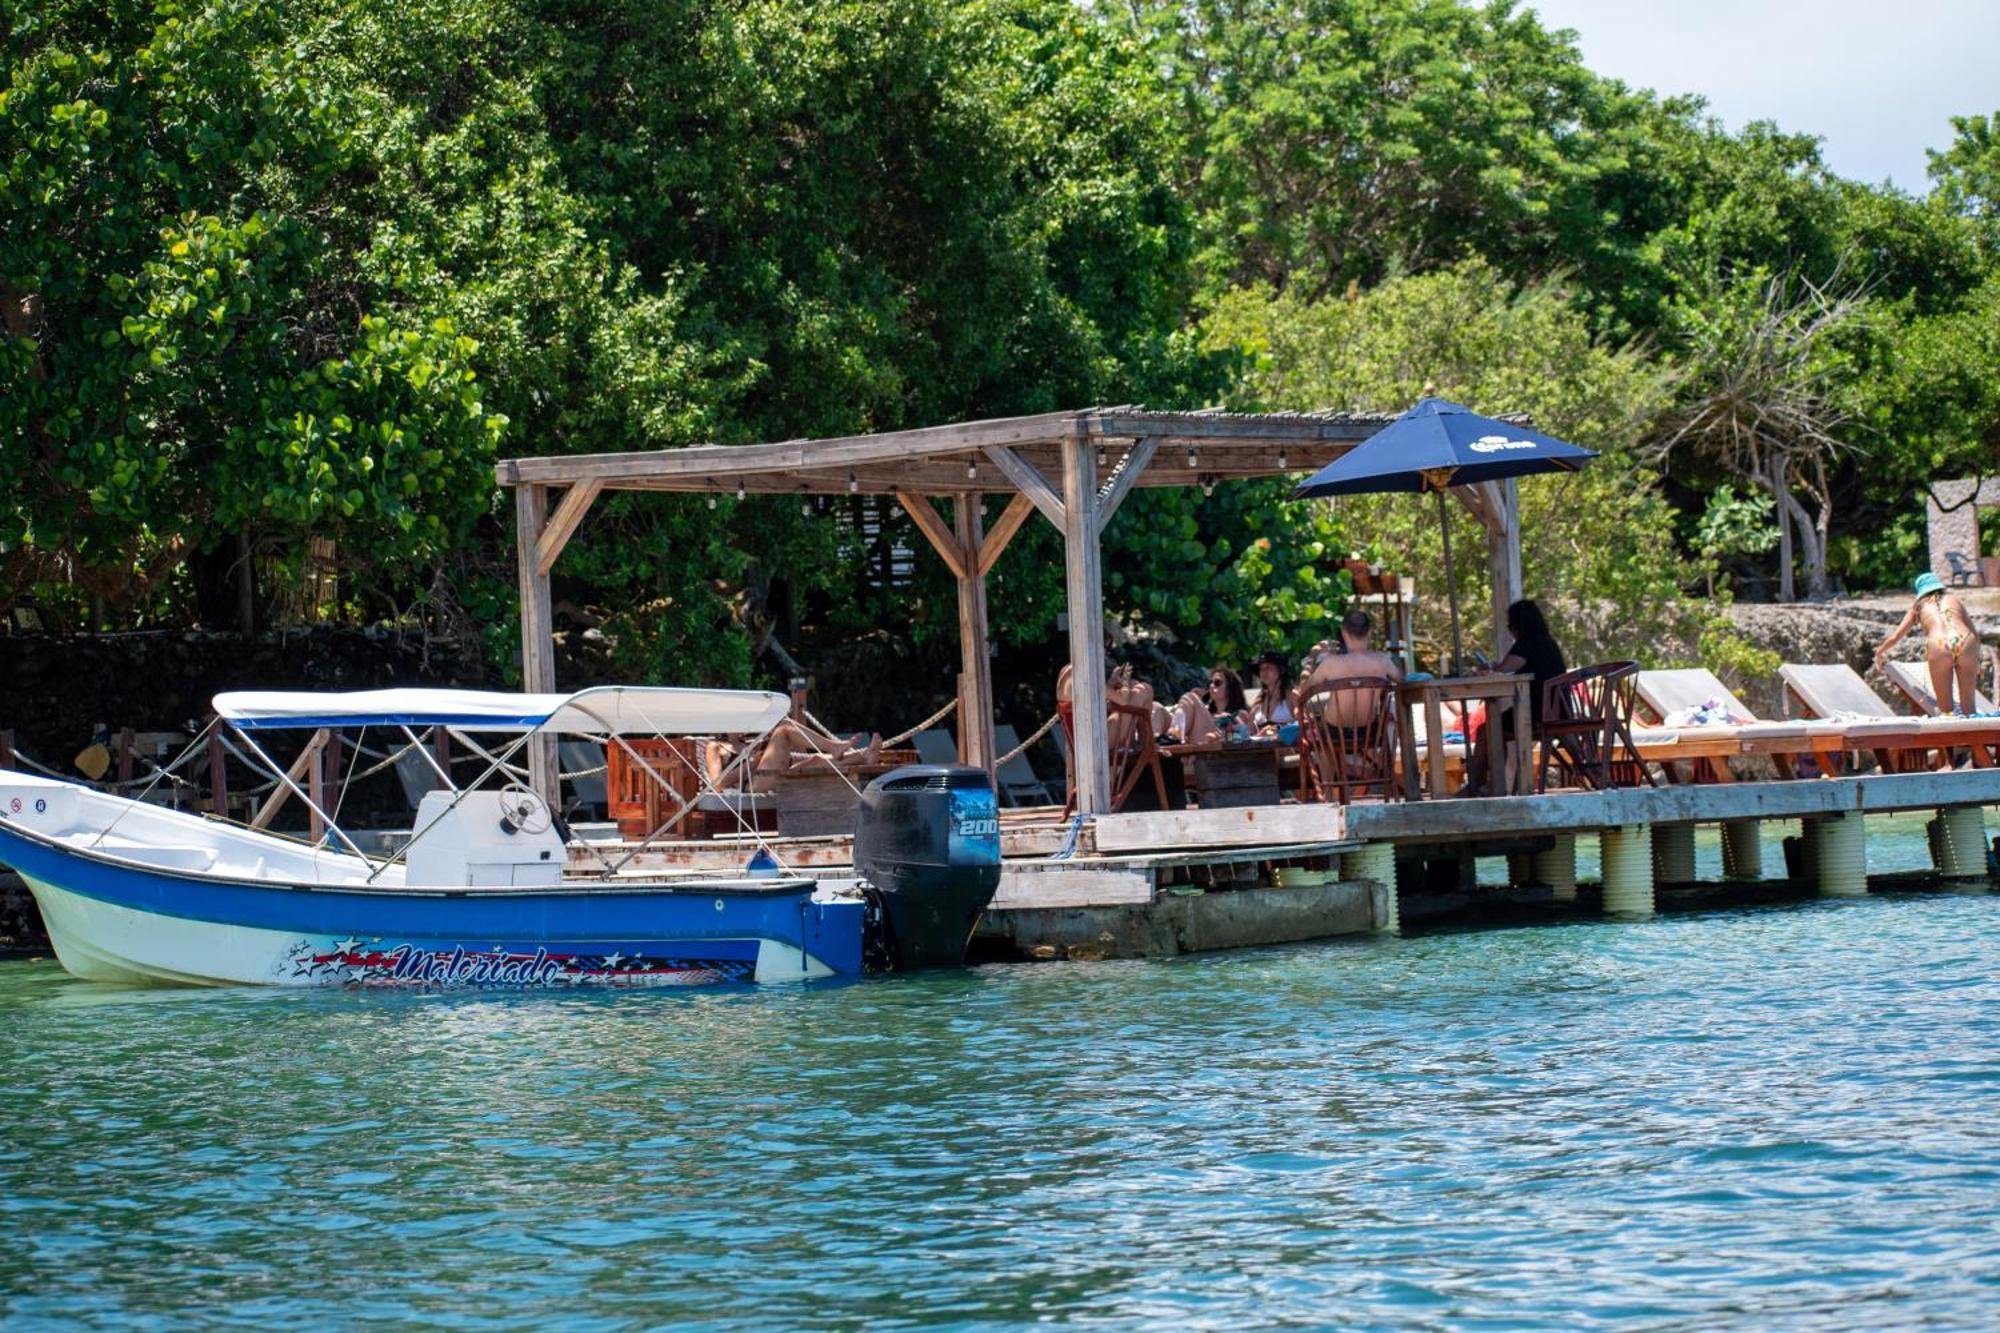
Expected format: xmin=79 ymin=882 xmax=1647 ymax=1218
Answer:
xmin=1930 ymin=111 xmax=2000 ymax=226
xmin=1124 ymin=0 xmax=1670 ymax=309
xmin=1200 ymin=260 xmax=1751 ymax=667
xmin=4 ymin=0 xmax=1998 ymax=689
xmin=0 ymin=0 xmax=508 ymax=622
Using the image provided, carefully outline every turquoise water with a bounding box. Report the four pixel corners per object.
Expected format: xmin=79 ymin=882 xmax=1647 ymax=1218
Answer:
xmin=5 ymin=819 xmax=1999 ymax=1327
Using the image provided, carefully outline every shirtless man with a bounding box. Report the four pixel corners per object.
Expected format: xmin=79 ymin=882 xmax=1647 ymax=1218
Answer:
xmin=1877 ymin=573 xmax=1985 ymax=716
xmin=744 ymin=677 xmax=882 ymax=792
xmin=1291 ymin=610 xmax=1404 ymax=728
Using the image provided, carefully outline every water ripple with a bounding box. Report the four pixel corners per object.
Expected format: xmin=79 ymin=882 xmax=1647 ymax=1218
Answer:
xmin=3 ymin=887 xmax=1999 ymax=1327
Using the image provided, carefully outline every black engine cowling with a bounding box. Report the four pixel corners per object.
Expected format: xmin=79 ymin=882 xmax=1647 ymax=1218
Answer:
xmin=853 ymin=765 xmax=1001 ymax=971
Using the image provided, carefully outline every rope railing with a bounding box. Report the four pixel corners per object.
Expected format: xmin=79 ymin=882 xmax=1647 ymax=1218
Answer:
xmin=801 ymin=695 xmax=958 ymax=749
xmin=995 ymin=712 xmax=1061 ymax=768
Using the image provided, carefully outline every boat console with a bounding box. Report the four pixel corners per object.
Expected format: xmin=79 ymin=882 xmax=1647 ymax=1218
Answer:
xmin=405 ymin=789 xmax=565 ymax=888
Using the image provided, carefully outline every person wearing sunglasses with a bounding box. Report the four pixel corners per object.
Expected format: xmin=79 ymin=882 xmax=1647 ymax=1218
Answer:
xmin=1171 ymin=666 xmax=1250 ymax=743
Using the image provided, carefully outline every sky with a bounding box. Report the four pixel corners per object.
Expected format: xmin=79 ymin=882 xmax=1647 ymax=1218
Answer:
xmin=1523 ymin=0 xmax=2000 ymax=193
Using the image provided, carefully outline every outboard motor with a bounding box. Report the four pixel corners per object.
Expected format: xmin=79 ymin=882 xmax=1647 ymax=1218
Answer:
xmin=853 ymin=765 xmax=1001 ymax=970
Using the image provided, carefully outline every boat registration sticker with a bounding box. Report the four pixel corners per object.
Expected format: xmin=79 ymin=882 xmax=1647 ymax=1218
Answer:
xmin=33 ymin=799 xmax=44 ymax=814
xmin=7 ymin=798 xmax=18 ymax=813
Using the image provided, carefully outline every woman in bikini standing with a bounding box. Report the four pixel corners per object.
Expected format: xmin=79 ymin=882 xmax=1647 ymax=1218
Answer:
xmin=1876 ymin=572 xmax=1984 ymax=715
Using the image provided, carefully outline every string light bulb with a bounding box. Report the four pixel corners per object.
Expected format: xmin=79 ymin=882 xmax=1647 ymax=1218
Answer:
xmin=1278 ymin=449 xmax=1288 ymax=471
xmin=847 ymin=471 xmax=858 ymax=494
xmin=706 ymin=490 xmax=717 ymax=510
xmin=799 ymin=487 xmax=811 ymax=517
xmin=1186 ymin=446 xmax=1198 ymax=470
xmin=735 ymin=480 xmax=747 ymax=501
xmin=1097 ymin=445 xmax=1107 ymax=467
xmin=965 ymin=460 xmax=977 ymax=481
xmin=1201 ymin=475 xmax=1215 ymax=497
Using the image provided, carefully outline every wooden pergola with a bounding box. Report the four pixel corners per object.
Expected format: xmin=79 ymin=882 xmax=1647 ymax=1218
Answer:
xmin=497 ymin=407 xmax=1526 ymax=814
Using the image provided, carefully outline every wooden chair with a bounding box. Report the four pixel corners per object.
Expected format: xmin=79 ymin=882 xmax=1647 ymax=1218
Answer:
xmin=1295 ymin=678 xmax=1398 ymax=804
xmin=1537 ymin=661 xmax=1653 ymax=792
xmin=606 ymin=737 xmax=706 ymax=840
xmin=1058 ymin=699 xmax=1171 ymax=814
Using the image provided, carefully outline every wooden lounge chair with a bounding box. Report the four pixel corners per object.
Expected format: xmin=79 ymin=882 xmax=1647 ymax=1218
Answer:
xmin=1633 ymin=667 xmax=1851 ymax=782
xmin=1296 ymin=677 xmax=1398 ymax=804
xmin=1849 ymin=661 xmax=2000 ymax=768
xmin=1537 ymin=661 xmax=1651 ymax=792
xmin=1880 ymin=658 xmax=1999 ymax=716
xmin=1776 ymin=663 xmax=1935 ymax=773
xmin=1777 ymin=663 xmax=1903 ymax=721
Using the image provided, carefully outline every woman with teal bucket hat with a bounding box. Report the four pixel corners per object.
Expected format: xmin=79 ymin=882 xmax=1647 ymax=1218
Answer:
xmin=1876 ymin=571 xmax=1984 ymax=715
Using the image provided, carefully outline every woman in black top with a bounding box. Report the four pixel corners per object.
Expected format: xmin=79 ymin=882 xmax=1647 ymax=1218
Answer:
xmin=1464 ymin=599 xmax=1567 ymax=796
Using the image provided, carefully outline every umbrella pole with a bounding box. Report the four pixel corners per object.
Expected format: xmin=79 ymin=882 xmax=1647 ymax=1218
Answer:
xmin=1436 ymin=487 xmax=1464 ymax=673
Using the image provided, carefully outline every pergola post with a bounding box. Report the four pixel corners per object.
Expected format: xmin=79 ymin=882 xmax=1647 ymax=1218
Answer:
xmin=953 ymin=496 xmax=995 ymax=772
xmin=513 ymin=483 xmax=559 ymax=805
xmin=1482 ymin=479 xmax=1523 ymax=657
xmin=1060 ymin=429 xmax=1110 ymax=813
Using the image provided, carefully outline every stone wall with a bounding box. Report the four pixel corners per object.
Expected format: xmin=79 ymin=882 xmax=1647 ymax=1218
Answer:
xmin=0 ymin=627 xmax=490 ymax=763
xmin=1927 ymin=478 xmax=1999 ymax=585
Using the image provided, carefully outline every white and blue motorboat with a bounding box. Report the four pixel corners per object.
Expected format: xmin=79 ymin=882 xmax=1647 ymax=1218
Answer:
xmin=0 ymin=686 xmax=1001 ymax=988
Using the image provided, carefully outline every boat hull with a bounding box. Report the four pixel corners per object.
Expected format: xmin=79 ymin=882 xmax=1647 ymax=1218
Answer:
xmin=0 ymin=822 xmax=865 ymax=988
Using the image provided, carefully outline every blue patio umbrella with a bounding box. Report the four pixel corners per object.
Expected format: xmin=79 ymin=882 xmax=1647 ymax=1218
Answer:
xmin=1293 ymin=398 xmax=1597 ymax=670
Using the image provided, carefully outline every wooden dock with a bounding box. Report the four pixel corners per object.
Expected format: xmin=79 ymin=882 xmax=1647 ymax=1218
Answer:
xmin=570 ymin=769 xmax=1997 ymax=963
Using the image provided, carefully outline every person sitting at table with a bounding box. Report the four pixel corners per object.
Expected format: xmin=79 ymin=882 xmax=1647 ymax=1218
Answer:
xmin=746 ymin=676 xmax=883 ymax=791
xmin=1171 ymin=666 xmax=1250 ymax=744
xmin=1462 ymin=598 xmax=1566 ymax=796
xmin=1248 ymin=652 xmax=1295 ymax=732
xmin=1291 ymin=610 xmax=1403 ymax=717
xmin=1057 ymin=660 xmax=1156 ymax=751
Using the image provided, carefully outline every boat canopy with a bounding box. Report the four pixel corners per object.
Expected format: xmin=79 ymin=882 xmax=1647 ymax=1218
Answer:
xmin=213 ymin=685 xmax=792 ymax=736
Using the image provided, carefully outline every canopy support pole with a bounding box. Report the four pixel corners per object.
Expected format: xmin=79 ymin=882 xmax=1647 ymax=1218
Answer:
xmin=1061 ymin=429 xmax=1110 ymax=813
xmin=514 ymin=483 xmax=559 ymax=806
xmin=232 ymin=726 xmax=374 ymax=864
xmin=1437 ymin=487 xmax=1465 ymax=673
xmin=953 ymin=496 xmax=996 ymax=773
xmin=1483 ymin=479 xmax=1523 ymax=658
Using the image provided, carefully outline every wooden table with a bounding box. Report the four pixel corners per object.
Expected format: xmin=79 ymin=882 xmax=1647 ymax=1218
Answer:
xmin=1162 ymin=737 xmax=1288 ymax=808
xmin=1397 ymin=674 xmax=1532 ymax=799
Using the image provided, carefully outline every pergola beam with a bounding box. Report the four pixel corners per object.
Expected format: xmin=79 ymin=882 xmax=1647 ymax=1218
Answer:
xmin=535 ymin=479 xmax=602 ymax=577
xmin=1060 ymin=429 xmax=1110 ymax=811
xmin=1095 ymin=438 xmax=1158 ymax=535
xmin=979 ymin=494 xmax=1037 ymax=576
xmin=557 ymin=449 xmax=1354 ymax=495
xmin=513 ymin=483 xmax=558 ymax=801
xmin=894 ymin=492 xmax=969 ymax=581
xmin=498 ymin=410 xmax=1082 ymax=486
xmin=954 ymin=497 xmax=994 ymax=771
xmin=981 ymin=446 xmax=1066 ymax=527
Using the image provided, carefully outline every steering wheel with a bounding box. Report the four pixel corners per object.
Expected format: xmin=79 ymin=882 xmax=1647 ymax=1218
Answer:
xmin=497 ymin=781 xmax=553 ymax=836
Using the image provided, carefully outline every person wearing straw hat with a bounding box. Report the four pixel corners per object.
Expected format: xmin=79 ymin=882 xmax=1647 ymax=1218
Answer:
xmin=1876 ymin=572 xmax=1984 ymax=716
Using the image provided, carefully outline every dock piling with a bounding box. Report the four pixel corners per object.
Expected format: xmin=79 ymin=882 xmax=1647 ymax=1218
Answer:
xmin=1531 ymin=835 xmax=1577 ymax=902
xmin=1600 ymin=825 xmax=1655 ymax=917
xmin=1652 ymin=824 xmax=1696 ymax=884
xmin=1343 ymin=844 xmax=1399 ymax=935
xmin=1721 ymin=820 xmax=1763 ymax=880
xmin=1812 ymin=811 xmax=1867 ymax=897
xmin=1932 ymin=807 xmax=1988 ymax=880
